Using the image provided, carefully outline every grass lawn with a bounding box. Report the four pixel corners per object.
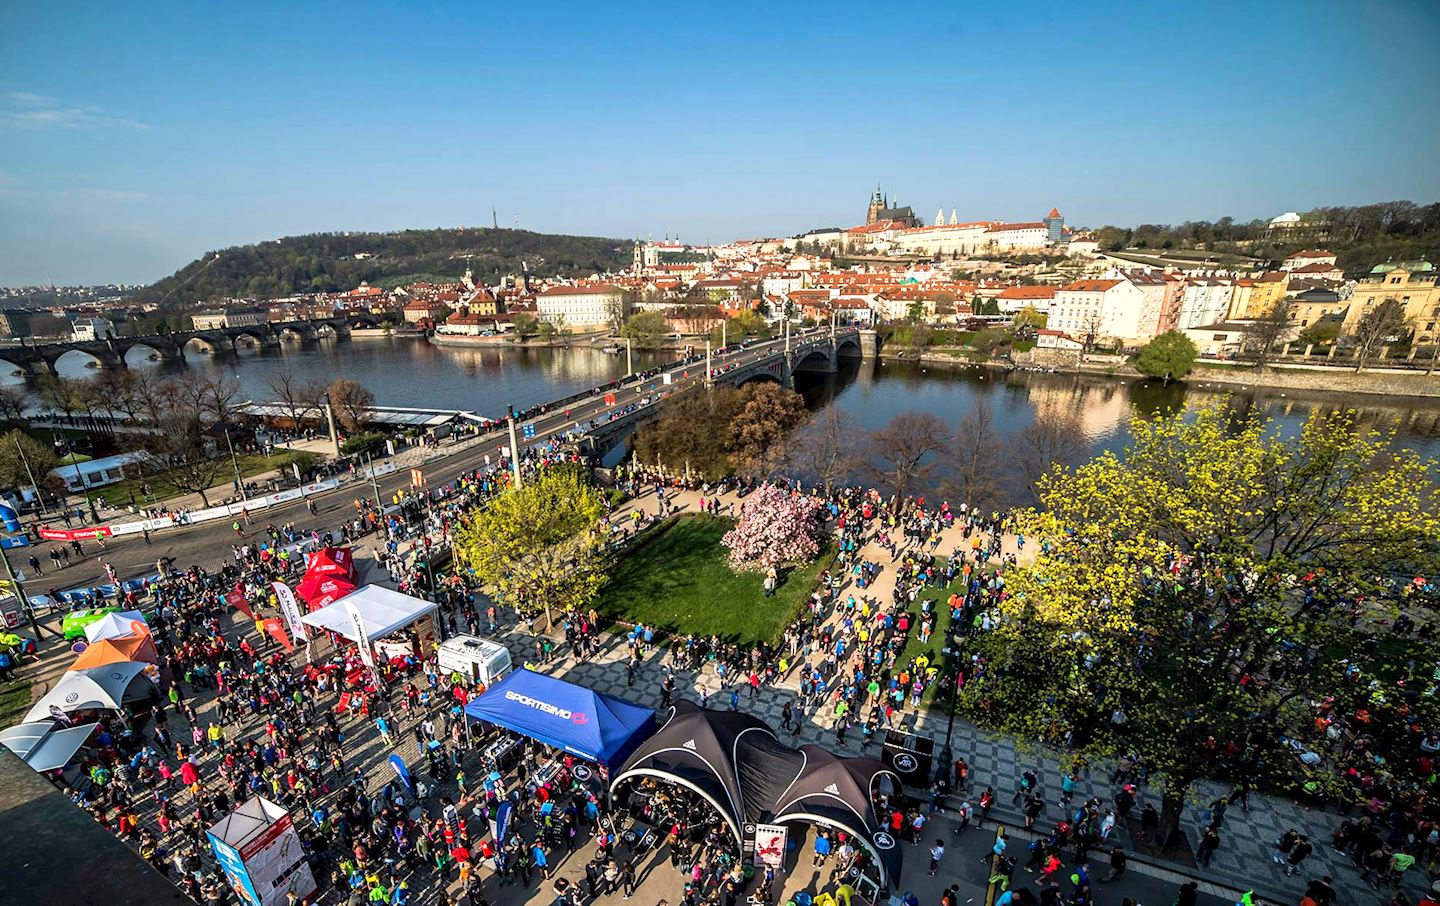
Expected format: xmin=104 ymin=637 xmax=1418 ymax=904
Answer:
xmin=0 ymin=679 xmax=31 ymax=728
xmin=595 ymin=514 xmax=835 ymax=644
xmin=94 ymin=449 xmax=321 ymax=509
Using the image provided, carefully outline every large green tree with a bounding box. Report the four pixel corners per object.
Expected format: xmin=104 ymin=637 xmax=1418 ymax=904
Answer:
xmin=1134 ymin=330 xmax=1198 ymax=382
xmin=621 ymin=311 xmax=669 ymax=349
xmin=0 ymin=429 xmax=60 ymax=498
xmin=453 ymin=467 xmax=608 ymax=633
xmin=959 ymin=404 xmax=1440 ymax=849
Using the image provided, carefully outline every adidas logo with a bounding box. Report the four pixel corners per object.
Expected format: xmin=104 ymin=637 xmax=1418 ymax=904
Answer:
xmin=824 ymin=783 xmax=840 ymax=795
xmin=683 ymin=739 xmax=697 ymax=750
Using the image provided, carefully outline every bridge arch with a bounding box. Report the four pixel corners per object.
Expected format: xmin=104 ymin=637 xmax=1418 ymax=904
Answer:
xmin=315 ymin=322 xmax=341 ymax=338
xmin=183 ymin=335 xmax=223 ymax=355
xmin=835 ymin=334 xmax=862 ymax=357
xmin=277 ymin=325 xmax=311 ymax=344
xmin=350 ymin=315 xmax=381 ymax=330
xmin=122 ymin=341 xmax=167 ymax=366
xmin=230 ymin=330 xmax=270 ymax=352
xmin=51 ymin=348 xmax=107 ymax=373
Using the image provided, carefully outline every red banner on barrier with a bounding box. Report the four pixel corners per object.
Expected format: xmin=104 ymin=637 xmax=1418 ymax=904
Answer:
xmin=38 ymin=525 xmax=113 ymax=541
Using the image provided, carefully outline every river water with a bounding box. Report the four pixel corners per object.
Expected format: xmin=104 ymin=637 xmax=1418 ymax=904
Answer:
xmin=14 ymin=338 xmax=1440 ymax=497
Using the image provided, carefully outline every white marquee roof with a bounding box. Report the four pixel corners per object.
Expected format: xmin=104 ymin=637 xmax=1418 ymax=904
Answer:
xmin=299 ymin=584 xmax=437 ymax=643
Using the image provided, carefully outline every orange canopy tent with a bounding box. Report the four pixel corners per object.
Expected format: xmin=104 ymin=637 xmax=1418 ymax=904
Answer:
xmin=68 ymin=634 xmax=159 ymax=671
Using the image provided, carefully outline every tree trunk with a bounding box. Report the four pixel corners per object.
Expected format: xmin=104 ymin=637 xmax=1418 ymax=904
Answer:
xmin=197 ymin=488 xmax=210 ymax=507
xmin=1157 ymin=779 xmax=1192 ymax=857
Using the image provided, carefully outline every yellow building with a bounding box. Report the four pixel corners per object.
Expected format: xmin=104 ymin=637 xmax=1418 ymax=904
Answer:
xmin=1342 ymin=261 xmax=1440 ymax=344
xmin=1227 ymin=271 xmax=1289 ymax=319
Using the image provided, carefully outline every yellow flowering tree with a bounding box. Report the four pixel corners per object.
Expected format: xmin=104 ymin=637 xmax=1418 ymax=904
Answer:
xmin=453 ymin=467 xmax=608 ymax=633
xmin=959 ymin=402 xmax=1440 ymax=850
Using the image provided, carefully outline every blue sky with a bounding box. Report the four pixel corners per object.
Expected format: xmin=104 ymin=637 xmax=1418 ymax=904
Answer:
xmin=2 ymin=0 xmax=1437 ymax=286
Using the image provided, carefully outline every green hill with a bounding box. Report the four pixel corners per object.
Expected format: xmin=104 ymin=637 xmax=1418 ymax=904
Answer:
xmin=137 ymin=227 xmax=634 ymax=304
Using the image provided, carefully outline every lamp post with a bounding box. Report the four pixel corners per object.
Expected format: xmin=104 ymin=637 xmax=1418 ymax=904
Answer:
xmin=222 ymin=426 xmax=244 ymax=497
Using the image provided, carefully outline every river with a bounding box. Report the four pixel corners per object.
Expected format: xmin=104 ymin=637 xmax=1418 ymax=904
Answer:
xmin=13 ymin=337 xmax=1440 ymax=497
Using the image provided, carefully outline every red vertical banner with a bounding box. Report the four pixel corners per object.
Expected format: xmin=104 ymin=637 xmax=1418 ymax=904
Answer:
xmin=226 ymin=590 xmax=253 ymax=619
xmin=262 ymin=618 xmax=293 ymax=652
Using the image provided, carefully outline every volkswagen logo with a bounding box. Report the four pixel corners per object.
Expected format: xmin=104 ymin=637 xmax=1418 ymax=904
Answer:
xmin=64 ymin=692 xmax=79 ymax=704
xmin=573 ymin=765 xmax=593 ymax=781
xmin=893 ymin=753 xmax=919 ymax=773
xmin=872 ymin=831 xmax=896 ymax=850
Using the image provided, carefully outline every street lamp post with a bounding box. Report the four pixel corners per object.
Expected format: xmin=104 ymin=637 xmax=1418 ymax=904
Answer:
xmin=222 ymin=427 xmax=245 ymax=498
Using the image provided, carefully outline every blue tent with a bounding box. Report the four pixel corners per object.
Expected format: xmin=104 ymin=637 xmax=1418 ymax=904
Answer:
xmin=463 ymin=669 xmax=655 ymax=768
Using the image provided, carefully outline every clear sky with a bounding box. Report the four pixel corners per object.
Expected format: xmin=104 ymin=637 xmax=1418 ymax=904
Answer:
xmin=2 ymin=0 xmax=1437 ymax=286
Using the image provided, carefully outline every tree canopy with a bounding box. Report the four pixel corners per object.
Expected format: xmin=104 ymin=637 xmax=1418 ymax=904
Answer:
xmin=1135 ymin=330 xmax=1198 ymax=382
xmin=135 ymin=228 xmax=633 ymax=305
xmin=452 ymin=467 xmax=608 ymax=632
xmin=958 ymin=403 xmax=1440 ymax=846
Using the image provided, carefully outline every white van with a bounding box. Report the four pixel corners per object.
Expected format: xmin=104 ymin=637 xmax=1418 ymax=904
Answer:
xmin=436 ymin=634 xmax=513 ymax=685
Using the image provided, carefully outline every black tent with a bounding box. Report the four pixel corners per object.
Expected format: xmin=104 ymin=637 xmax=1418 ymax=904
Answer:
xmin=613 ymin=702 xmax=905 ymax=888
xmin=764 ymin=744 xmax=903 ymax=888
xmin=610 ymin=700 xmax=778 ymax=848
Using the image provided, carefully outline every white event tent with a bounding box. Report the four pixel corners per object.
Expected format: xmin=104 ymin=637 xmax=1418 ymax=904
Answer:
xmin=24 ymin=661 xmax=154 ymax=723
xmin=299 ymin=584 xmax=438 ymax=643
xmin=0 ymin=720 xmax=100 ymax=773
xmin=83 ymin=610 xmax=151 ymax=644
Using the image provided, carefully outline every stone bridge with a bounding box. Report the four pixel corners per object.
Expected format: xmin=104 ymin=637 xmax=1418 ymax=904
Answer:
xmin=0 ymin=314 xmax=387 ymax=376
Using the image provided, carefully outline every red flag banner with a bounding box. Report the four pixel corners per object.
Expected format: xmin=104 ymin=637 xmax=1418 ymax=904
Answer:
xmin=226 ymin=590 xmax=253 ymax=619
xmin=262 ymin=618 xmax=293 ymax=652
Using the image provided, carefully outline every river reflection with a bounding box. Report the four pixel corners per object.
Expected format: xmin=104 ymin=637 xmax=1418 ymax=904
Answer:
xmin=7 ymin=337 xmax=1438 ymax=498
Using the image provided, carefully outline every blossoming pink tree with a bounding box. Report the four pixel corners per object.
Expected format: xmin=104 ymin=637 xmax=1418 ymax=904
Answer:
xmin=721 ymin=483 xmax=823 ymax=571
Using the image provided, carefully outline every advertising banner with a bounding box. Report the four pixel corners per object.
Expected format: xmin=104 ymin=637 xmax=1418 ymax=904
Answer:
xmin=272 ymin=582 xmax=308 ymax=642
xmin=226 ymin=590 xmax=253 ymax=620
xmin=754 ymin=823 xmax=788 ymax=868
xmin=262 ymin=618 xmax=293 ymax=652
xmin=37 ymin=525 xmax=113 ymax=541
xmin=207 ymin=833 xmax=261 ymax=906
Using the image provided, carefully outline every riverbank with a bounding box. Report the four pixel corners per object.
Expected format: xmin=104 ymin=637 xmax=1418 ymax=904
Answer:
xmin=882 ymin=347 xmax=1440 ymax=398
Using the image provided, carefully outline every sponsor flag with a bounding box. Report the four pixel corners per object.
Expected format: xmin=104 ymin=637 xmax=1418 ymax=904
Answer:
xmin=272 ymin=582 xmax=308 ymax=641
xmin=226 ymin=590 xmax=253 ymax=619
xmin=262 ymin=618 xmax=293 ymax=652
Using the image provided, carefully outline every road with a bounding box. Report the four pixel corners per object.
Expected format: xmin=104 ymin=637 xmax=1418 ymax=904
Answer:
xmin=16 ymin=329 xmax=852 ymax=601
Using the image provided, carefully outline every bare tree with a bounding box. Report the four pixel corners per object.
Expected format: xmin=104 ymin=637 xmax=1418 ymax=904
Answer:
xmin=867 ymin=411 xmax=948 ymax=498
xmin=785 ymin=406 xmax=860 ymax=493
xmin=88 ymin=370 xmax=142 ymax=424
xmin=1078 ymin=309 xmax=1105 ymax=355
xmin=948 ymin=398 xmax=1004 ymax=510
xmin=36 ymin=374 xmax=87 ymax=424
xmin=0 ymin=386 xmax=26 ymax=421
xmin=269 ymin=368 xmax=319 ymax=430
xmin=326 ymin=378 xmax=375 ymax=434
xmin=1240 ymin=301 xmax=1296 ymax=369
xmin=1349 ymin=298 xmax=1410 ymax=372
xmin=1013 ymin=410 xmax=1088 ymax=502
xmin=139 ymin=412 xmax=225 ymax=506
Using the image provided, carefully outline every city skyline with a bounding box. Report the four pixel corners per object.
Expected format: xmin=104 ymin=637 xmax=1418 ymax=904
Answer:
xmin=2 ymin=0 xmax=1438 ymax=285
